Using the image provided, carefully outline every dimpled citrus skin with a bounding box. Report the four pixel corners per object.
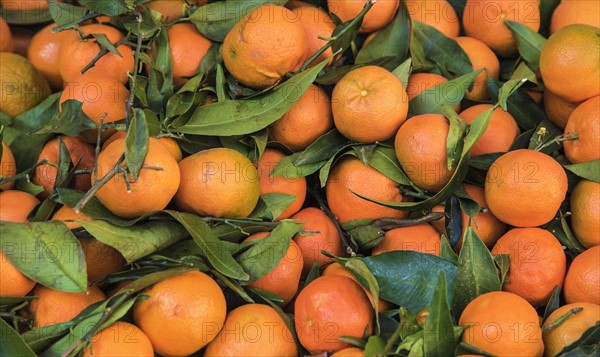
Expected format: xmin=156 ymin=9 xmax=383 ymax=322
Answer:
xmin=570 ymin=180 xmax=600 ymax=248
xmin=563 ymin=96 xmax=600 ymax=164
xmin=222 ymin=4 xmax=309 ymax=89
xmin=83 ymin=322 xmax=154 ymax=357
xmin=0 ymin=53 xmax=51 ymax=118
xmin=542 ymin=303 xmax=600 ymax=357
xmin=328 ymin=0 xmax=400 ymax=33
xmin=564 ymin=246 xmax=600 ymax=305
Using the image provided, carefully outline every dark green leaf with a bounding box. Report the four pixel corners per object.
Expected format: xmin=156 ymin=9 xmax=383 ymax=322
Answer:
xmin=504 ymin=20 xmax=546 ymax=71
xmin=171 ymin=57 xmax=329 ymax=136
xmin=439 ymin=235 xmax=458 ymax=265
xmin=125 ymin=109 xmax=149 ymax=180
xmin=55 ymin=188 xmax=125 ymax=225
xmin=238 ymin=220 xmax=302 ymax=282
xmin=48 ymin=2 xmax=88 ymax=27
xmin=303 ymin=262 xmax=320 ymax=288
xmin=316 ymin=57 xmax=395 ymax=85
xmin=91 ymin=33 xmax=122 ymax=57
xmin=147 ymin=28 xmax=173 ymax=113
xmin=410 ymin=70 xmax=480 ymax=115
xmin=528 ymin=118 xmax=563 ymax=154
xmin=558 ymin=321 xmax=600 ymax=355
xmin=560 ymin=345 xmax=600 ymax=357
xmin=367 ymin=146 xmax=413 ymax=186
xmin=0 ymin=221 xmax=87 ymax=292
xmin=78 ymin=220 xmax=188 ymax=263
xmin=454 ymin=185 xmax=480 ymax=219
xmin=190 ymin=0 xmax=286 ymax=42
xmin=392 ymin=58 xmax=412 ymax=88
xmin=356 ymin=1 xmax=410 ymax=65
xmin=250 ymin=193 xmax=297 ymax=221
xmin=452 ymin=228 xmax=501 ymax=319
xmin=364 ymin=335 xmax=386 ymax=357
xmin=353 ymin=144 xmax=377 ymax=164
xmin=215 ymin=64 xmax=227 ymax=102
xmin=464 ymin=106 xmax=494 ymax=153
xmin=360 ymin=251 xmax=458 ymax=313
xmin=447 ymin=0 xmax=466 ymax=18
xmin=498 ymin=78 xmax=527 ymax=111
xmin=78 ymin=0 xmax=128 ymax=16
xmin=542 ymin=286 xmax=562 ymax=323
xmin=22 ymin=322 xmax=72 ymax=353
xmin=272 ymin=152 xmax=327 ymax=179
xmin=0 ymin=319 xmax=36 ymax=357
xmin=295 ymin=130 xmax=349 ymax=166
xmin=564 ymin=160 xmax=600 ymax=182
xmin=539 ymin=0 xmax=560 ymax=33
xmin=345 ymin=258 xmax=381 ymax=332
xmin=423 ymin=271 xmax=456 ymax=356
xmin=488 ymin=79 xmax=542 ymax=130
xmin=30 ymin=99 xmax=97 ymax=136
xmin=469 ymin=152 xmax=503 ymax=170
xmin=493 ymin=253 xmax=510 ymax=286
xmin=443 ymin=104 xmax=468 ymax=169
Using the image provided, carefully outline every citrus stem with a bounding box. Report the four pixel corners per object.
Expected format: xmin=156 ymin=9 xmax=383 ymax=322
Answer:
xmin=535 ymin=132 xmax=579 ymax=152
xmin=372 ymin=212 xmax=446 ymax=231
xmin=125 ymin=13 xmax=144 ymax=129
xmin=92 ymin=114 xmax=107 ymax=184
xmin=542 ymin=307 xmax=583 ymax=331
xmin=0 ymin=159 xmax=49 ymax=187
xmin=81 ymin=34 xmax=132 ymax=75
xmin=74 ymin=154 xmax=125 ymax=213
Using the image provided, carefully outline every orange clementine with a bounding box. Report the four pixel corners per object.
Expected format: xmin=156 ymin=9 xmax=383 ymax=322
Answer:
xmin=51 ymin=205 xmax=94 ymax=229
xmin=407 ymin=72 xmax=447 ymax=100
xmin=58 ymin=24 xmax=134 ymax=84
xmin=491 ymin=228 xmax=567 ymax=306
xmin=0 ymin=190 xmax=39 ymax=222
xmin=328 ymin=0 xmax=400 ymax=33
xmin=455 ymin=184 xmax=506 ymax=249
xmin=291 ymin=207 xmax=343 ymax=274
xmin=290 ymin=4 xmax=336 ymax=65
xmin=204 ymin=303 xmax=297 ymax=357
xmin=60 ymin=74 xmax=129 ymax=143
xmin=326 ymin=156 xmax=409 ymax=224
xmin=563 ymin=96 xmax=600 ymax=164
xmin=133 ymin=270 xmax=227 ymax=356
xmin=550 ymin=0 xmax=600 ymax=34
xmin=542 ymin=302 xmax=600 ymax=357
xmin=27 ymin=23 xmax=69 ymax=88
xmin=83 ymin=321 xmax=154 ymax=357
xmin=0 ymin=141 xmax=16 ymax=191
xmin=543 ymin=89 xmax=580 ymax=130
xmin=570 ymin=179 xmax=600 ymax=249
xmin=454 ymin=36 xmax=500 ymax=101
xmin=257 ymin=149 xmax=306 ymax=220
xmin=564 ymin=245 xmax=600 ymax=305
xmin=372 ymin=223 xmax=441 ymax=256
xmin=32 ymin=136 xmax=95 ymax=199
xmin=294 ymin=274 xmax=374 ymax=354
xmin=485 ymin=149 xmax=568 ymax=227
xmin=175 ymin=147 xmax=260 ymax=218
xmin=244 ymin=232 xmax=303 ymax=306
xmin=331 ymin=347 xmax=365 ymax=356
xmin=268 ymin=84 xmax=333 ymax=152
xmin=539 ymin=24 xmax=600 ymax=103
xmin=167 ymin=22 xmax=212 ymax=87
xmin=463 ymin=0 xmax=541 ymax=56
xmin=103 ymin=132 xmax=182 ymax=162
xmin=222 ymin=4 xmax=309 ymax=89
xmin=144 ymin=0 xmax=186 ymax=21
xmin=395 ymin=114 xmax=455 ymax=192
xmin=406 ymin=0 xmax=460 ymax=38
xmin=28 ymin=284 xmax=106 ymax=329
xmin=94 ymin=138 xmax=180 ymax=218
xmin=0 ymin=251 xmax=36 ymax=296
xmin=332 ymin=65 xmax=408 ymax=143
xmin=459 ymin=291 xmax=544 ymax=356
xmin=0 ymin=16 xmax=14 ymax=52
xmin=459 ymin=104 xmax=520 ymax=156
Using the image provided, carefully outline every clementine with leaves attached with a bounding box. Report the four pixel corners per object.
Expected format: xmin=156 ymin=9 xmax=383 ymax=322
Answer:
xmin=540 ymin=24 xmax=600 ymax=103
xmin=291 ymin=207 xmax=343 ymax=274
xmin=27 ymin=23 xmax=69 ymax=88
xmin=133 ymin=270 xmax=227 ymax=356
xmin=326 ymin=156 xmax=409 ymax=224
xmin=459 ymin=291 xmax=544 ymax=357
xmin=372 ymin=223 xmax=441 ymax=256
xmin=257 ymin=149 xmax=306 ymax=220
xmin=244 ymin=232 xmax=303 ymax=307
xmin=0 ymin=141 xmax=16 ymax=191
xmin=395 ymin=114 xmax=455 ymax=192
xmin=28 ymin=285 xmax=106 ymax=329
xmin=103 ymin=132 xmax=183 ymax=162
xmin=94 ymin=138 xmax=180 ymax=218
xmin=222 ymin=4 xmax=309 ymax=89
xmin=332 ymin=65 xmax=408 ymax=143
xmin=0 ymin=190 xmax=40 ymax=222
xmin=463 ymin=0 xmax=540 ymax=56
xmin=454 ymin=37 xmax=500 ymax=101
xmin=570 ymin=179 xmax=600 ymax=248
xmin=59 ymin=24 xmax=134 ymax=84
xmin=83 ymin=321 xmax=154 ymax=357
xmin=459 ymin=104 xmax=519 ymax=156
xmin=485 ymin=149 xmax=568 ymax=227
xmin=491 ymin=228 xmax=566 ymax=306
xmin=331 ymin=347 xmax=366 ymax=357
xmin=32 ymin=136 xmax=95 ymax=199
xmin=269 ymin=84 xmax=333 ymax=152
xmin=328 ymin=0 xmax=399 ymax=33
xmin=564 ymin=246 xmax=600 ymax=305
xmin=295 ymin=274 xmax=374 ymax=354
xmin=167 ymin=23 xmax=212 ymax=88
xmin=563 ymin=96 xmax=600 ymax=164
xmin=175 ymin=147 xmax=259 ymax=218
xmin=542 ymin=302 xmax=600 ymax=357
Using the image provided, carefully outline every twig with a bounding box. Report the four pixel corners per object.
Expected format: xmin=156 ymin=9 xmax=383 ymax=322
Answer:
xmin=93 ymin=114 xmax=107 ymax=184
xmin=125 ymin=13 xmax=145 ymax=128
xmin=81 ymin=34 xmax=132 ymax=75
xmin=372 ymin=212 xmax=446 ymax=231
xmin=74 ymin=155 xmax=125 ymax=213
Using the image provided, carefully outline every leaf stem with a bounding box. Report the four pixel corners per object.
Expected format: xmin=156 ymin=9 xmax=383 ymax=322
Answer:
xmin=125 ymin=13 xmax=144 ymax=129
xmin=74 ymin=154 xmax=125 ymax=213
xmin=542 ymin=307 xmax=583 ymax=331
xmin=372 ymin=212 xmax=446 ymax=231
xmin=81 ymin=34 xmax=132 ymax=75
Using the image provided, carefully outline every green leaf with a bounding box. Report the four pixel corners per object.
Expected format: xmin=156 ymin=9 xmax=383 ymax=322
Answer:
xmin=78 ymin=220 xmax=188 ymax=263
xmin=170 ymin=57 xmax=329 ymax=136
xmin=542 ymin=286 xmax=562 ymax=323
xmin=564 ymin=160 xmax=600 ymax=182
xmin=215 ymin=64 xmax=227 ymax=102
xmin=546 ymin=214 xmax=586 ymax=253
xmin=167 ymin=211 xmax=249 ymax=280
xmin=353 ymin=144 xmax=377 ymax=164
xmin=78 ymin=0 xmax=128 ymax=16
xmin=558 ymin=321 xmax=600 ymax=355
xmin=0 ymin=221 xmax=87 ymax=292
xmin=561 ymin=345 xmax=600 ymax=357
xmin=367 ymin=146 xmax=412 ymax=186
xmin=190 ymin=0 xmax=286 ymax=42
xmin=48 ymin=2 xmax=88 ymax=27
xmin=392 ymin=58 xmax=412 ymax=88
xmin=488 ymin=79 xmax=542 ymax=130
xmin=345 ymin=258 xmax=381 ymax=333
xmin=272 ymin=152 xmax=327 ymax=179
xmin=30 ymin=99 xmax=97 ymax=136
xmin=355 ymin=1 xmax=410 ymax=65
xmin=55 ymin=188 xmax=125 ymax=224
xmin=0 ymin=319 xmax=36 ymax=357
xmin=498 ymin=78 xmax=527 ymax=111
xmin=360 ymin=251 xmax=458 ymax=313
xmin=409 ymin=70 xmax=480 ymax=115
xmin=22 ymin=322 xmax=73 ymax=353
xmin=528 ymin=118 xmax=563 ymax=154
xmin=303 ymin=262 xmax=320 ymax=288
xmin=504 ymin=20 xmax=546 ymax=71
xmin=423 ymin=271 xmax=456 ymax=356
xmin=493 ymin=254 xmax=510 ymax=286
xmin=91 ymin=33 xmax=123 ymax=57
xmin=125 ymin=109 xmax=150 ymax=180
xmin=454 ymin=185 xmax=481 ymax=219
xmin=464 ymin=106 xmax=494 ymax=154
xmin=364 ymin=335 xmax=386 ymax=357
xmin=147 ymin=28 xmax=173 ymax=113
xmin=439 ymin=235 xmax=458 ymax=265
xmin=443 ymin=104 xmax=468 ymax=170
xmin=412 ymin=21 xmax=473 ymax=76
xmin=238 ymin=220 xmax=302 ymax=282
xmin=295 ymin=130 xmax=349 ymax=166
xmin=451 ymin=228 xmax=501 ymax=319
xmin=539 ymin=0 xmax=560 ymax=32
xmin=251 ymin=193 xmax=297 ymax=220
xmin=316 ymin=57 xmax=395 ymax=85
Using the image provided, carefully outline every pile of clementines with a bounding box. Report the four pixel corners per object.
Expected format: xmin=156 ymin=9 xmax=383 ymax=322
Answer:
xmin=0 ymin=0 xmax=599 ymax=356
